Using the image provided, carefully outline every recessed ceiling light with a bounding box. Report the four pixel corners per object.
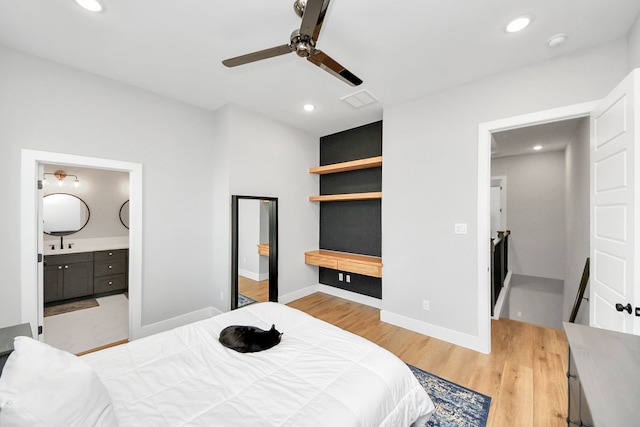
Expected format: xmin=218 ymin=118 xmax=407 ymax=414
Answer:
xmin=74 ymin=0 xmax=103 ymax=12
xmin=533 ymin=145 xmax=543 ymax=151
xmin=303 ymin=104 xmax=315 ymax=112
xmin=505 ymin=16 xmax=531 ymax=33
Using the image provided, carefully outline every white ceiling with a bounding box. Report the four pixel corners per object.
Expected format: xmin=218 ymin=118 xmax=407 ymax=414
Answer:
xmin=0 ymin=0 xmax=638 ymax=137
xmin=491 ymin=117 xmax=587 ymax=158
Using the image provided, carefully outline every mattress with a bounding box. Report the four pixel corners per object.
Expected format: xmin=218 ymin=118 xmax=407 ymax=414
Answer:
xmin=82 ymin=302 xmax=434 ymax=426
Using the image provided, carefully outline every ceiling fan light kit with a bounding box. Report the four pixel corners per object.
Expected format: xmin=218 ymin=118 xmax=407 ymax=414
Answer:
xmin=222 ymin=0 xmax=362 ymax=87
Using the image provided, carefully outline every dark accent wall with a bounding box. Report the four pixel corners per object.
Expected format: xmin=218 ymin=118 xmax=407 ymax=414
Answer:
xmin=318 ymin=121 xmax=382 ymax=299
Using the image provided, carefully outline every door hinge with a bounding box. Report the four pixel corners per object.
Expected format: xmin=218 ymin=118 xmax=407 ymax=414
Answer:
xmin=38 ymin=326 xmax=43 ymax=335
xmin=38 ymin=180 xmax=43 ymax=190
xmin=37 ymin=253 xmax=43 ymax=263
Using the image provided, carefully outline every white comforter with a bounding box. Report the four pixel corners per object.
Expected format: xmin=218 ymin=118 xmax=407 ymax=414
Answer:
xmin=82 ymin=302 xmax=434 ymax=426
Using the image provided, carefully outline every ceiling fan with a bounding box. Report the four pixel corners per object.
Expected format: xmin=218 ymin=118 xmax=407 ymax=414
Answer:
xmin=222 ymin=0 xmax=362 ymax=87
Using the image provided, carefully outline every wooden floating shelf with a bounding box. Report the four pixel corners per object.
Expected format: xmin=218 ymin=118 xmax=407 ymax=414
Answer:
xmin=309 ymin=156 xmax=382 ymax=175
xmin=305 ymin=250 xmax=382 ymax=278
xmin=309 ymin=192 xmax=382 ymax=202
xmin=257 ymin=243 xmax=269 ymax=256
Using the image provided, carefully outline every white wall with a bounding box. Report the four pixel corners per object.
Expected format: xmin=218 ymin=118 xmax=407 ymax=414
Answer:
xmin=43 ymin=165 xmax=129 ymax=244
xmin=227 ymin=106 xmax=319 ymax=300
xmin=381 ymin=39 xmax=628 ymax=351
xmin=0 ymin=45 xmax=217 ymax=329
xmin=0 ymin=45 xmax=317 ymax=333
xmin=210 ymin=104 xmax=319 ymax=308
xmin=491 ymin=150 xmax=566 ymax=280
xmin=628 ymin=11 xmax=640 ymax=70
xmin=564 ymin=119 xmax=591 ymax=324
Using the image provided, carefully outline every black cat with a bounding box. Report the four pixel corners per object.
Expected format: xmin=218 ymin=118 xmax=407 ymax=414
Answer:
xmin=218 ymin=324 xmax=283 ymax=353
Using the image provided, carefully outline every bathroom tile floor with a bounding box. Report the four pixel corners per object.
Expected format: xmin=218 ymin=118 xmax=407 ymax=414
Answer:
xmin=43 ymin=293 xmax=129 ymax=355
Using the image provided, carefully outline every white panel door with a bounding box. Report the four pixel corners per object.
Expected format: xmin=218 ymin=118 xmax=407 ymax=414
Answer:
xmin=590 ymin=69 xmax=639 ymax=334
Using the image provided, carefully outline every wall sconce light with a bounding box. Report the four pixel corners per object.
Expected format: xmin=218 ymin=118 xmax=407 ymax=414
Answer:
xmin=43 ymin=170 xmax=80 ymax=188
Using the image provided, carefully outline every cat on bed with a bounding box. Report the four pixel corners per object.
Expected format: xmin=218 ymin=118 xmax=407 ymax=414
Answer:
xmin=218 ymin=324 xmax=282 ymax=353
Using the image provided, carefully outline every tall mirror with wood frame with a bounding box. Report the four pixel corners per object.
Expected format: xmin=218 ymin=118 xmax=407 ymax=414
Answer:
xmin=231 ymin=195 xmax=278 ymax=309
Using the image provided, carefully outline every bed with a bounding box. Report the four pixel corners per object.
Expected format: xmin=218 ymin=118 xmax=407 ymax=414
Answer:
xmin=0 ymin=302 xmax=434 ymax=426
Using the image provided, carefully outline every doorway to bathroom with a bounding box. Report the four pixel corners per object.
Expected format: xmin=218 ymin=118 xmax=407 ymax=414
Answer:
xmin=41 ymin=164 xmax=130 ymax=354
xmin=20 ymin=149 xmax=143 ymax=353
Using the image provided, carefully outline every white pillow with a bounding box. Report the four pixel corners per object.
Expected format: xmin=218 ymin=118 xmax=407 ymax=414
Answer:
xmin=0 ymin=336 xmax=118 ymax=427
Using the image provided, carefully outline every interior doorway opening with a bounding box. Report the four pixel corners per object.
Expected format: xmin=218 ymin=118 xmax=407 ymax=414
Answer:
xmin=41 ymin=164 xmax=130 ymax=354
xmin=481 ymin=106 xmax=593 ymax=332
xmin=20 ymin=149 xmax=143 ymax=346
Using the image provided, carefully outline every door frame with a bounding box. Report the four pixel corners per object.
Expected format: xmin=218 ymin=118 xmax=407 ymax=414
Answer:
xmin=20 ymin=149 xmax=143 ymax=340
xmin=477 ymin=101 xmax=597 ymax=352
xmin=230 ymin=195 xmax=278 ymax=309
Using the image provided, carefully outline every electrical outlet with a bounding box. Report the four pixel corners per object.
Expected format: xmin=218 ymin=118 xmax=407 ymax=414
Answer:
xmin=517 ymin=311 xmax=522 ymax=317
xmin=346 ymin=275 xmax=351 ymax=283
xmin=422 ymin=300 xmax=430 ymax=311
xmin=454 ymin=223 xmax=468 ymax=234
xmin=219 ymin=291 xmax=224 ymax=301
xmin=338 ymin=273 xmax=343 ymax=281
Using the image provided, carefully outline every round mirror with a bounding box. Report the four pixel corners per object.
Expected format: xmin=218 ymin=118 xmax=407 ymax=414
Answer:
xmin=119 ymin=200 xmax=130 ymax=229
xmin=43 ymin=193 xmax=90 ymax=236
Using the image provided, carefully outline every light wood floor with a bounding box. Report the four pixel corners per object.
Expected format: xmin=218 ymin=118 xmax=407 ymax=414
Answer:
xmin=239 ymin=276 xmax=269 ymax=302
xmin=287 ymin=292 xmax=569 ymax=427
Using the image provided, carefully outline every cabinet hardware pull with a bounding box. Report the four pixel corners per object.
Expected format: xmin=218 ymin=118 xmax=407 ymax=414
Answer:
xmin=566 ymin=371 xmax=576 ymax=379
xmin=108 ymin=265 xmax=113 ymax=269
xmin=58 ymin=266 xmax=62 ymax=270
xmin=109 ymin=252 xmax=113 ymax=256
xmin=615 ymin=303 xmax=632 ymax=314
xmin=566 ymin=417 xmax=580 ymax=425
xmin=108 ymin=281 xmax=113 ymax=285
xmin=64 ymin=265 xmax=69 ymax=269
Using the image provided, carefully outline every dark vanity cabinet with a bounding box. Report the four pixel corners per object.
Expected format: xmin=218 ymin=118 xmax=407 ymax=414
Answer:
xmin=93 ymin=249 xmax=128 ymax=294
xmin=44 ymin=249 xmax=128 ymax=304
xmin=44 ymin=252 xmax=94 ymax=303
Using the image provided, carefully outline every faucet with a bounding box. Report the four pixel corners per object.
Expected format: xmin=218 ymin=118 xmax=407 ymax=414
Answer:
xmin=50 ymin=244 xmax=55 ymax=250
xmin=59 ymin=235 xmax=64 ymax=250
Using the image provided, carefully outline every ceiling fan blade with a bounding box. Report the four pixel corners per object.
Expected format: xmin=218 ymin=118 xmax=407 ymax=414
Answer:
xmin=222 ymin=44 xmax=293 ymax=67
xmin=307 ymin=50 xmax=363 ymax=86
xmin=299 ymin=0 xmax=330 ymax=42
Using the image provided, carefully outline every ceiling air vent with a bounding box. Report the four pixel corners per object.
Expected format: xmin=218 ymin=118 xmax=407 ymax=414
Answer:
xmin=341 ymin=90 xmax=378 ymax=108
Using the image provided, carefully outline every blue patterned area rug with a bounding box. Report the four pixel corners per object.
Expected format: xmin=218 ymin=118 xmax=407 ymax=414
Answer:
xmin=408 ymin=364 xmax=491 ymax=427
xmin=238 ymin=294 xmax=257 ymax=308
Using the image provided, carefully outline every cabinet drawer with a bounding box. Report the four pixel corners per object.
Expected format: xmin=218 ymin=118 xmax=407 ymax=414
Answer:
xmin=94 ymin=249 xmax=127 ymax=261
xmin=45 ymin=252 xmax=93 ymax=266
xmin=305 ymin=253 xmax=338 ymax=269
xmin=337 ymin=260 xmax=382 ymax=278
xmin=93 ymin=274 xmax=127 ymax=294
xmin=94 ymin=258 xmax=127 ymax=276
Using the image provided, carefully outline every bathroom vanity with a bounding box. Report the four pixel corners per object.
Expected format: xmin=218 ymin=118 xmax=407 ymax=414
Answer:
xmin=44 ymin=248 xmax=128 ymax=304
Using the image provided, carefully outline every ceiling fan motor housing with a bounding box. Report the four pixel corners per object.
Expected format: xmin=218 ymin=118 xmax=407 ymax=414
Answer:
xmin=290 ymin=30 xmax=315 ymax=57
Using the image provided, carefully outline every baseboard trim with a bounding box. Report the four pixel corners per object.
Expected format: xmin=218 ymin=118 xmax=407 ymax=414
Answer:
xmin=380 ymin=310 xmax=489 ymax=354
xmin=317 ymin=285 xmax=382 ymax=309
xmin=135 ymin=306 xmax=219 ymax=339
xmin=238 ymin=268 xmax=268 ymax=282
xmin=279 ymin=284 xmax=382 ymax=309
xmin=279 ymin=285 xmax=319 ymax=304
